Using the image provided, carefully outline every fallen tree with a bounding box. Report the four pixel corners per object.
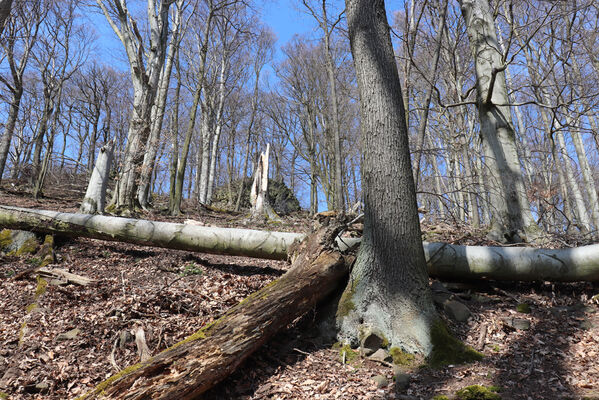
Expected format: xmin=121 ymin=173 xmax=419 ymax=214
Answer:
xmin=0 ymin=205 xmax=300 ymax=260
xmin=77 ymin=221 xmax=349 ymax=399
xmin=1 ymin=205 xmax=599 ymax=281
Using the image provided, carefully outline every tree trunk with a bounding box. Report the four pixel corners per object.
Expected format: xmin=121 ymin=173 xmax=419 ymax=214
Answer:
xmin=0 ymin=205 xmax=303 ymax=260
xmin=0 ymin=0 xmax=12 ymax=36
xmin=425 ymin=242 xmax=599 ymax=282
xmin=78 ymin=222 xmax=349 ymax=400
xmin=80 ymin=141 xmax=114 ymax=214
xmin=0 ymin=88 xmax=22 ymax=181
xmin=338 ymin=0 xmax=436 ymax=355
xmin=459 ymin=0 xmax=538 ymax=243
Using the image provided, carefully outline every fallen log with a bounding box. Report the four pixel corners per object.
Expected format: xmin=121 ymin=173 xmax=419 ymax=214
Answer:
xmin=0 ymin=205 xmax=301 ymax=260
xmin=2 ymin=205 xmax=599 ymax=282
xmin=424 ymin=242 xmax=599 ymax=282
xmin=77 ymin=222 xmax=349 ymax=400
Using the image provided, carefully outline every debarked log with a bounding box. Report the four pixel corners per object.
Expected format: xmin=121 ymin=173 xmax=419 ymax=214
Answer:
xmin=0 ymin=205 xmax=302 ymax=260
xmin=424 ymin=241 xmax=599 ymax=282
xmin=77 ymin=222 xmax=349 ymax=400
xmin=2 ymin=205 xmax=599 ymax=282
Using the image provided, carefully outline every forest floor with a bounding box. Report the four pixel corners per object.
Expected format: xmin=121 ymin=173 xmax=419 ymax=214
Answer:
xmin=1 ymin=184 xmax=599 ymax=400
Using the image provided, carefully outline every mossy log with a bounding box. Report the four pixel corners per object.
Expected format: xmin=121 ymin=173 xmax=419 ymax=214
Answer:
xmin=78 ymin=222 xmax=349 ymax=400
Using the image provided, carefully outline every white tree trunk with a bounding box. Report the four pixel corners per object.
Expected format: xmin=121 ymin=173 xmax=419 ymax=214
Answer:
xmin=459 ymin=0 xmax=537 ymax=242
xmin=250 ymin=144 xmax=275 ymax=219
xmin=80 ymin=142 xmax=114 ymax=214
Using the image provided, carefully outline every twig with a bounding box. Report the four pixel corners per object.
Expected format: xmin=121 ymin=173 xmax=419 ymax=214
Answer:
xmin=109 ymin=333 xmax=121 ymax=372
xmin=477 ymin=323 xmax=488 ymax=350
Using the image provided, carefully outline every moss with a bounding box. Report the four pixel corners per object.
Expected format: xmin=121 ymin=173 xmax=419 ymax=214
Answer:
xmin=336 ymin=279 xmax=357 ymax=318
xmin=18 ymin=321 xmax=27 ymax=346
xmin=26 ymin=303 xmax=37 ymax=314
xmin=35 ymin=276 xmax=48 ymax=298
xmin=15 ymin=237 xmax=39 ymax=256
xmin=75 ymin=362 xmax=145 ymax=400
xmin=516 ymin=303 xmax=531 ymax=313
xmin=390 ymin=347 xmax=416 ymax=366
xmin=428 ymin=320 xmax=483 ymax=368
xmin=0 ymin=229 xmax=12 ymax=249
xmin=431 ymin=396 xmax=450 ymax=400
xmin=333 ymin=342 xmax=360 ymax=364
xmin=455 ymin=385 xmax=501 ymax=400
xmin=0 ymin=391 xmax=8 ymax=399
xmin=37 ymin=235 xmax=54 ymax=267
xmin=491 ymin=344 xmax=500 ymax=352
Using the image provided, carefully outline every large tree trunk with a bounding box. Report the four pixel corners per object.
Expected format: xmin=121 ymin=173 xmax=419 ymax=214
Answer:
xmin=338 ymin=0 xmax=436 ymax=355
xmin=2 ymin=205 xmax=599 ymax=282
xmin=459 ymin=0 xmax=538 ymax=243
xmin=78 ymin=222 xmax=349 ymax=400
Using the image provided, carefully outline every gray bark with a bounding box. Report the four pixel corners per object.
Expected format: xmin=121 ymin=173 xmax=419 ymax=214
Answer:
xmin=137 ymin=0 xmax=183 ymax=209
xmin=80 ymin=142 xmax=114 ymax=214
xmin=459 ymin=0 xmax=538 ymax=242
xmin=0 ymin=0 xmax=12 ymax=36
xmin=338 ymin=0 xmax=436 ymax=355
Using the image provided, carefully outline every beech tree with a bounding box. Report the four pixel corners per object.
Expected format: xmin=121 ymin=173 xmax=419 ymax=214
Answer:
xmin=96 ymin=0 xmax=177 ymax=214
xmin=337 ymin=0 xmax=436 ymax=354
xmin=458 ymin=0 xmax=539 ymax=242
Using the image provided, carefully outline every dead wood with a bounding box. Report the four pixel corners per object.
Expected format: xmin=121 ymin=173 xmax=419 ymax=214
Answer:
xmin=77 ymin=221 xmax=349 ymax=400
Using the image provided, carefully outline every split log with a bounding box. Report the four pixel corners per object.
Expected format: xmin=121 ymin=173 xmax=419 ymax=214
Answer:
xmin=37 ymin=267 xmax=93 ymax=286
xmin=78 ymin=222 xmax=349 ymax=400
xmin=2 ymin=205 xmax=599 ymax=282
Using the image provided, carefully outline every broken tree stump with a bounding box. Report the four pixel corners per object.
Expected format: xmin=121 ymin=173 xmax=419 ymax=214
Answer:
xmin=77 ymin=221 xmax=350 ymax=400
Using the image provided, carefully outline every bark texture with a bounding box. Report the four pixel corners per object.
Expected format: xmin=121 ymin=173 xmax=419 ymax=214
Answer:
xmin=80 ymin=142 xmax=113 ymax=214
xmin=425 ymin=242 xmax=599 ymax=282
xmin=459 ymin=0 xmax=538 ymax=243
xmin=77 ymin=222 xmax=349 ymax=400
xmin=0 ymin=205 xmax=301 ymax=260
xmin=339 ymin=0 xmax=436 ymax=355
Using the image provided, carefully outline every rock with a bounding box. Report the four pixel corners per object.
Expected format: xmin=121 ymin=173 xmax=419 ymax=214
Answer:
xmin=24 ymin=381 xmax=49 ymax=394
xmin=433 ymin=292 xmax=452 ymax=307
xmin=369 ymin=348 xmax=392 ymax=363
xmin=502 ymin=317 xmax=531 ymax=330
xmin=394 ymin=372 xmax=410 ymax=391
xmin=443 ymin=300 xmax=471 ymax=322
xmin=57 ymin=328 xmax=80 ymax=341
xmin=580 ymin=318 xmax=594 ymax=330
xmin=360 ymin=327 xmax=386 ymax=356
xmin=430 ymin=281 xmax=450 ymax=293
xmin=0 ymin=367 xmax=20 ymax=387
xmin=372 ymin=374 xmax=388 ymax=388
xmin=0 ymin=229 xmax=39 ymax=255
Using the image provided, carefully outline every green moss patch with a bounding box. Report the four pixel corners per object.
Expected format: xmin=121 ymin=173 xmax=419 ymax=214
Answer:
xmin=516 ymin=303 xmax=531 ymax=313
xmin=428 ymin=320 xmax=483 ymax=368
xmin=336 ymin=279 xmax=357 ymax=318
xmin=35 ymin=276 xmax=48 ymax=298
xmin=431 ymin=396 xmax=450 ymax=400
xmin=0 ymin=391 xmax=9 ymax=399
xmin=390 ymin=347 xmax=416 ymax=366
xmin=333 ymin=342 xmax=360 ymax=364
xmin=455 ymin=385 xmax=501 ymax=400
xmin=0 ymin=229 xmax=12 ymax=249
xmin=14 ymin=237 xmax=39 ymax=256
